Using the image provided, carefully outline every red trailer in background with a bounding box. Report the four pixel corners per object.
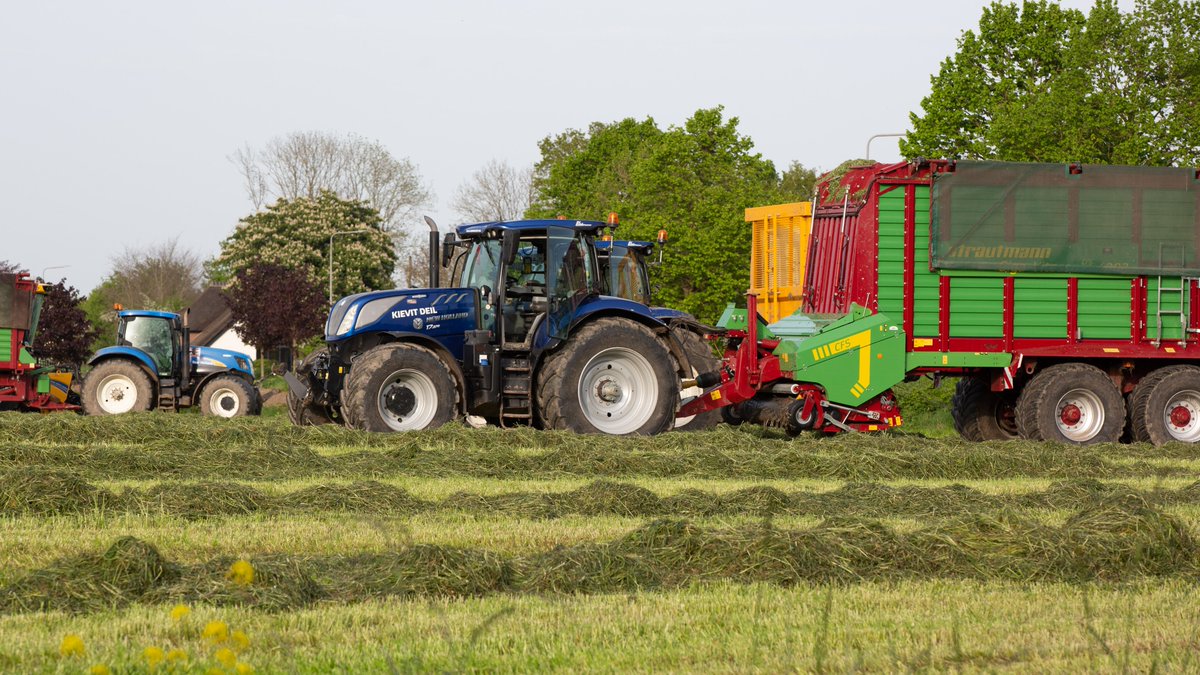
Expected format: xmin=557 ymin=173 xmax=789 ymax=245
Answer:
xmin=0 ymin=272 xmax=77 ymax=411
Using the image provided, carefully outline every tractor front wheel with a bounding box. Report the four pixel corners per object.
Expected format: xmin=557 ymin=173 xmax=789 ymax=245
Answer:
xmin=342 ymin=344 xmax=458 ymax=432
xmin=536 ymin=318 xmax=678 ymax=435
xmin=199 ymin=375 xmax=258 ymax=418
xmin=81 ymin=359 xmax=154 ymax=416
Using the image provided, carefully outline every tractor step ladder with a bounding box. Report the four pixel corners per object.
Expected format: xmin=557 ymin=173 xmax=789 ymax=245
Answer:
xmin=498 ymin=354 xmax=533 ymax=425
xmin=157 ymin=378 xmax=179 ymax=411
xmin=1153 ymin=244 xmax=1192 ymax=347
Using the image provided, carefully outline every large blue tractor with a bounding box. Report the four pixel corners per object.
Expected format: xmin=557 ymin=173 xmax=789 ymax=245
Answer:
xmin=80 ymin=309 xmax=261 ymax=417
xmin=286 ymin=219 xmax=719 ymax=434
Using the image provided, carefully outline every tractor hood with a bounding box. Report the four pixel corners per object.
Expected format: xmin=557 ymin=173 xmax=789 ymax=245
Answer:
xmin=325 ymin=288 xmax=478 ymax=342
xmin=191 ymin=345 xmax=254 ymax=378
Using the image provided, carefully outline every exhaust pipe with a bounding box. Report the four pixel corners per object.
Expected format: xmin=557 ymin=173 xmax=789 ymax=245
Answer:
xmin=423 ymin=216 xmax=440 ymax=289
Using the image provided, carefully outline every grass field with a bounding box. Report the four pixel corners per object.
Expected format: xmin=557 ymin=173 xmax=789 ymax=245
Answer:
xmin=2 ymin=382 xmax=1200 ymax=672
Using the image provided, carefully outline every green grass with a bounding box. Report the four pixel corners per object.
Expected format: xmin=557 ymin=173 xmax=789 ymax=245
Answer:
xmin=3 ymin=410 xmax=1200 ymax=671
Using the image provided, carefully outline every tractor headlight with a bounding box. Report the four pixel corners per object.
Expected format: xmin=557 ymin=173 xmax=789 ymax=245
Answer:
xmin=336 ymin=305 xmax=360 ymax=336
xmin=235 ymin=356 xmax=251 ymax=371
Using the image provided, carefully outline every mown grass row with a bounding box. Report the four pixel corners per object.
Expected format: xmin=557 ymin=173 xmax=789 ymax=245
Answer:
xmin=5 ymin=467 xmax=1200 ymax=520
xmin=2 ymin=495 xmax=1196 ymax=614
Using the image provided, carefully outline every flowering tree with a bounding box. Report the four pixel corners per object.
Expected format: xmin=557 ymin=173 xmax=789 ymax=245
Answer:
xmin=209 ymin=191 xmax=396 ymax=301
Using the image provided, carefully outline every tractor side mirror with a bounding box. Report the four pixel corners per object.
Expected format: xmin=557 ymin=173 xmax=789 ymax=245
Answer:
xmin=441 ymin=232 xmax=457 ymax=267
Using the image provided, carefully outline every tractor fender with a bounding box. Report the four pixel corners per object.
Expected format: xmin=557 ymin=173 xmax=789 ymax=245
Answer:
xmin=88 ymin=347 xmax=160 ymax=382
xmin=556 ymin=302 xmax=691 ymax=378
xmin=347 ymin=331 xmax=468 ymax=412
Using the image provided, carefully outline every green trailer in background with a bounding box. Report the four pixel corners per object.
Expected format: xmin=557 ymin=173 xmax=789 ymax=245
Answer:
xmin=680 ymin=160 xmax=1200 ymax=445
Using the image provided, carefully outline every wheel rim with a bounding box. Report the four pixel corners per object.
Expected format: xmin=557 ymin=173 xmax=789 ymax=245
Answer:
xmin=577 ymin=346 xmax=659 ymax=434
xmin=97 ymin=374 xmax=138 ymax=414
xmin=376 ymin=368 xmax=439 ymax=431
xmin=208 ymin=387 xmax=241 ymax=418
xmin=1054 ymin=388 xmax=1105 ymax=442
xmin=1161 ymin=389 xmax=1200 ymax=442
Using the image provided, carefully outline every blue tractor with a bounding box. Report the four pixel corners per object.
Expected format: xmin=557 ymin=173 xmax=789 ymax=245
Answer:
xmin=80 ymin=309 xmax=261 ymax=417
xmin=286 ymin=218 xmax=719 ymax=434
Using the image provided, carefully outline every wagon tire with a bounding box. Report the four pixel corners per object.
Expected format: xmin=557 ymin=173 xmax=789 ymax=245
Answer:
xmin=199 ymin=375 xmax=257 ymax=418
xmin=288 ymin=347 xmax=334 ymax=426
xmin=672 ymin=329 xmax=722 ymax=432
xmin=81 ymin=359 xmax=155 ymax=416
xmin=951 ymin=376 xmax=1019 ymax=442
xmin=536 ymin=318 xmax=678 ymax=435
xmin=342 ymin=344 xmax=458 ymax=432
xmin=1129 ymin=365 xmax=1200 ymax=445
xmin=1015 ymin=363 xmax=1124 ymax=445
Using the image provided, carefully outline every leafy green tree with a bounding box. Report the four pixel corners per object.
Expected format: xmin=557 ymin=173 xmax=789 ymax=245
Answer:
xmin=902 ymin=0 xmax=1200 ymax=166
xmin=777 ymin=161 xmax=820 ymax=202
xmin=528 ymin=107 xmax=780 ymax=322
xmin=209 ymin=190 xmax=396 ymax=301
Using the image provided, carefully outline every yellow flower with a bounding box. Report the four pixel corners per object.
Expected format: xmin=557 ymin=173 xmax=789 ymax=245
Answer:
xmin=227 ymin=559 xmax=255 ymax=586
xmin=166 ymin=648 xmax=188 ymax=664
xmin=170 ymin=604 xmax=191 ymax=622
xmin=205 ymin=669 xmax=224 ymax=675
xmin=144 ymin=645 xmax=165 ymax=669
xmin=230 ymin=629 xmax=251 ymax=652
xmin=202 ymin=620 xmax=229 ymax=644
xmin=89 ymin=665 xmax=111 ymax=675
xmin=235 ymin=662 xmax=255 ymax=674
xmin=59 ymin=634 xmax=85 ymax=658
xmin=215 ymin=647 xmax=237 ymax=668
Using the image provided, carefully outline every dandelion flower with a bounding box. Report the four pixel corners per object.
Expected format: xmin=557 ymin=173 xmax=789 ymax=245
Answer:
xmin=227 ymin=559 xmax=255 ymax=586
xmin=235 ymin=662 xmax=255 ymax=674
xmin=88 ymin=665 xmax=110 ymax=675
xmin=166 ymin=648 xmax=188 ymax=664
xmin=59 ymin=634 xmax=85 ymax=658
xmin=170 ymin=604 xmax=191 ymax=622
xmin=143 ymin=646 xmax=165 ymax=669
xmin=202 ymin=620 xmax=229 ymax=644
xmin=215 ymin=647 xmax=237 ymax=668
xmin=205 ymin=668 xmax=224 ymax=675
xmin=231 ymin=629 xmax=251 ymax=652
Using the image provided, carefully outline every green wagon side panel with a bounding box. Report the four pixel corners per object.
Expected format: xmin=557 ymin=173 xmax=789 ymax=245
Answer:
xmin=1077 ymin=278 xmax=1131 ymax=340
xmin=1146 ymin=277 xmax=1188 ymax=342
xmin=949 ymin=277 xmax=1004 ymax=337
xmin=1014 ymin=277 xmax=1067 ymax=339
xmin=911 ymin=188 xmax=940 ymax=337
xmin=877 ymin=189 xmax=906 ymax=323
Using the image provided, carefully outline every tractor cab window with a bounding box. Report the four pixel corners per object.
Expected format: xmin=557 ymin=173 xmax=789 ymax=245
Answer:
xmin=120 ymin=316 xmax=175 ymax=376
xmin=604 ymin=245 xmax=651 ymax=305
xmin=545 ymin=229 xmax=596 ymax=339
xmin=460 ymin=239 xmax=502 ymax=291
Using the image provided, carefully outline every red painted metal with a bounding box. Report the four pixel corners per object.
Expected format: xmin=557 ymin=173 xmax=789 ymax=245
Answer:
xmin=938 ymin=276 xmax=951 ymax=350
xmin=903 ymin=184 xmax=916 ymax=349
xmin=1003 ymin=277 xmax=1015 ymax=352
xmin=1171 ymin=405 xmax=1191 ymax=427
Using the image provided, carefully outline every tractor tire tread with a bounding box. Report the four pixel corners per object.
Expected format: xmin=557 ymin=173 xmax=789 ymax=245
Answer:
xmin=198 ymin=375 xmax=257 ymax=418
xmin=342 ymin=343 xmax=458 ymax=432
xmin=1015 ymin=362 xmax=1124 ymax=444
xmin=80 ymin=359 xmax=155 ymax=416
xmin=1130 ymin=364 xmax=1200 ymax=445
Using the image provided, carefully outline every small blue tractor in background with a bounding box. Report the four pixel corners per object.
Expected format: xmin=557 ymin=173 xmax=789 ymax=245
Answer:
xmin=80 ymin=309 xmax=261 ymax=417
xmin=287 ymin=217 xmax=720 ymax=434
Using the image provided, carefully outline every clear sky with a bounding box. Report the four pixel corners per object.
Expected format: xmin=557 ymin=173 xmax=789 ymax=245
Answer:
xmin=1 ymin=0 xmax=1128 ymax=293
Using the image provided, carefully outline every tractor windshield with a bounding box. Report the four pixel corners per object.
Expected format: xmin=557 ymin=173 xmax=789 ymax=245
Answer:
xmin=120 ymin=316 xmax=175 ymax=376
xmin=603 ymin=245 xmax=651 ymax=305
xmin=460 ymin=240 xmax=502 ymax=290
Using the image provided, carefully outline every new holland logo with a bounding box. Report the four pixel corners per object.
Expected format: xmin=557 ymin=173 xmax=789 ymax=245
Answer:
xmin=810 ymin=329 xmax=873 ymax=399
xmin=412 ymin=317 xmax=423 ymax=330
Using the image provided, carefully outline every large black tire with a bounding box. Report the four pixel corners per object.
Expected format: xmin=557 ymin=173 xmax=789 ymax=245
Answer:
xmin=342 ymin=343 xmax=458 ymax=432
xmin=536 ymin=318 xmax=679 ymax=435
xmin=1129 ymin=365 xmax=1200 ymax=445
xmin=198 ymin=375 xmax=257 ymax=418
xmin=951 ymin=377 xmax=1019 ymax=441
xmin=81 ymin=359 xmax=155 ymax=416
xmin=288 ymin=348 xmax=334 ymax=426
xmin=1015 ymin=363 xmax=1125 ymax=444
xmin=672 ymin=329 xmax=722 ymax=432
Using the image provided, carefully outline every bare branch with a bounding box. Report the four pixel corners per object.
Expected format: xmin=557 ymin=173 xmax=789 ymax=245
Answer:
xmin=451 ymin=159 xmax=534 ymax=223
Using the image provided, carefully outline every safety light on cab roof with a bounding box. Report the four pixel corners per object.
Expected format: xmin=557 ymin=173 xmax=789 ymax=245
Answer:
xmin=607 ymin=212 xmax=619 ymax=226
xmin=657 ymin=229 xmax=668 ymax=243
xmin=113 ymin=303 xmax=123 ymax=311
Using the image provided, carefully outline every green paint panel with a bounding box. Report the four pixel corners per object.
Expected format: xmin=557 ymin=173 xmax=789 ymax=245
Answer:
xmin=1146 ymin=277 xmax=1189 ymax=342
xmin=1077 ymin=279 xmax=1131 ymax=339
xmin=949 ymin=277 xmax=1004 ymax=337
xmin=877 ymin=189 xmax=907 ymax=323
xmin=911 ymin=187 xmax=941 ymax=337
xmin=0 ymin=328 xmax=11 ymax=366
xmin=1014 ymin=277 xmax=1067 ymax=339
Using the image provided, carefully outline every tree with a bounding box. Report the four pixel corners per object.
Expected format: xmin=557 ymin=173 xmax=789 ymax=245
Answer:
xmin=451 ymin=159 xmax=534 ymax=222
xmin=0 ymin=260 xmax=23 ymax=274
xmin=224 ymin=264 xmax=327 ymax=376
xmin=777 ymin=161 xmax=820 ymax=202
xmin=209 ymin=191 xmax=396 ymax=302
xmin=902 ymin=0 xmax=1200 ymax=166
xmin=528 ymin=107 xmax=781 ymax=322
xmin=108 ymin=237 xmax=203 ymax=311
xmin=29 ymin=280 xmax=96 ymax=368
xmin=232 ymin=131 xmax=432 ymax=230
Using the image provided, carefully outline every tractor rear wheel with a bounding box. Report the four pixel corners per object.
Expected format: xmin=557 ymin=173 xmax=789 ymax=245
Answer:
xmin=288 ymin=347 xmax=334 ymax=426
xmin=672 ymin=329 xmax=722 ymax=432
xmin=1015 ymin=363 xmax=1124 ymax=444
xmin=199 ymin=375 xmax=257 ymax=418
xmin=536 ymin=318 xmax=678 ymax=435
xmin=1129 ymin=365 xmax=1200 ymax=445
xmin=342 ymin=343 xmax=458 ymax=432
xmin=81 ymin=359 xmax=154 ymax=416
xmin=951 ymin=377 xmax=1019 ymax=441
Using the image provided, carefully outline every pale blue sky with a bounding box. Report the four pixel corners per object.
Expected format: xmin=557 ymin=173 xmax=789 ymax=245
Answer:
xmin=0 ymin=0 xmax=1130 ymax=292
